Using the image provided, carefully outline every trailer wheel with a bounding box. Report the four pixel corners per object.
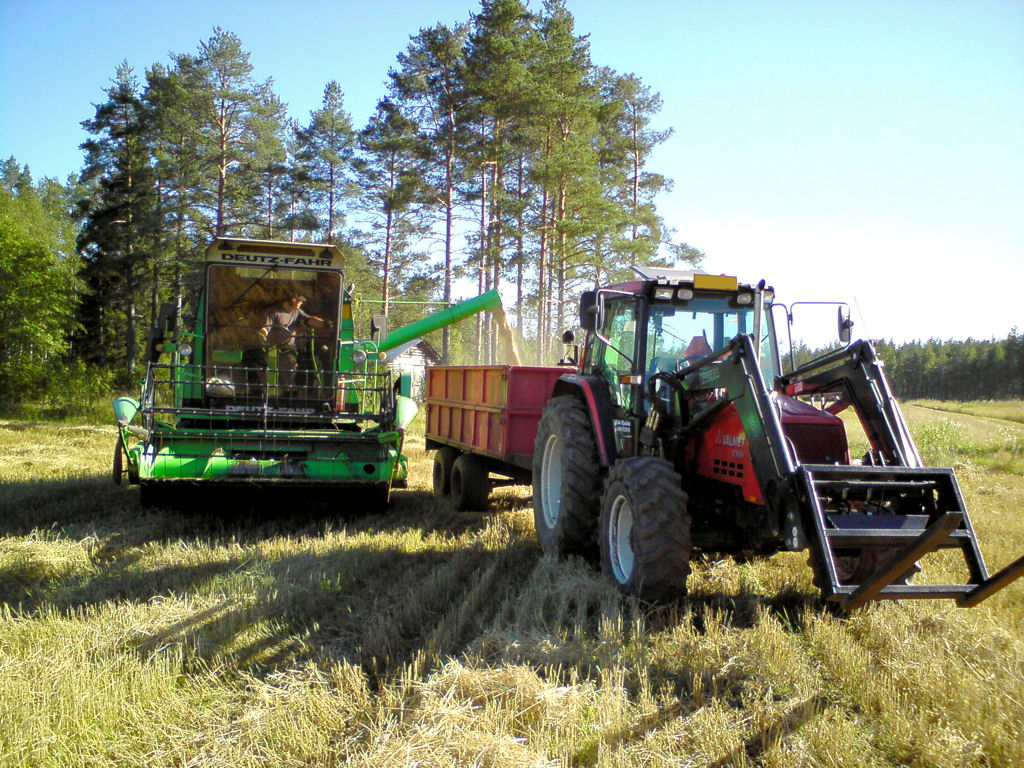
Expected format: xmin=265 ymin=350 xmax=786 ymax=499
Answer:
xmin=533 ymin=395 xmax=602 ymax=558
xmin=432 ymin=447 xmax=460 ymax=499
xmin=451 ymin=454 xmax=490 ymax=510
xmin=600 ymin=457 xmax=691 ymax=601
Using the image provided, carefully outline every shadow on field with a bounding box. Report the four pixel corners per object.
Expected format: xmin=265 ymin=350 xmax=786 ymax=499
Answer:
xmin=0 ymin=474 xmax=539 ymax=683
xmin=686 ymin=583 xmax=822 ymax=632
xmin=119 ymin=534 xmax=540 ymax=683
xmin=0 ymin=475 xmax=119 ymax=536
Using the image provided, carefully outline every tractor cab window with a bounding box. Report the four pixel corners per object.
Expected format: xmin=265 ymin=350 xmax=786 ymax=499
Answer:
xmin=204 ymin=265 xmax=341 ymax=396
xmin=587 ymin=298 xmax=639 ymax=411
xmin=646 ymin=297 xmax=780 ymax=383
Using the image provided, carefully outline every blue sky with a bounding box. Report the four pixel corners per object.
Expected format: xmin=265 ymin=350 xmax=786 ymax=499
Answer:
xmin=2 ymin=0 xmax=1022 ymax=345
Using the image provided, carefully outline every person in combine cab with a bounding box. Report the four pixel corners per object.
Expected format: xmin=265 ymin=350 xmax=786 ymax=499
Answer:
xmin=256 ymin=295 xmax=327 ymax=394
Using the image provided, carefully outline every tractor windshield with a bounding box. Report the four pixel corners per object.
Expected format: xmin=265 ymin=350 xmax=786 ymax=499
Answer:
xmin=646 ymin=296 xmax=780 ymax=382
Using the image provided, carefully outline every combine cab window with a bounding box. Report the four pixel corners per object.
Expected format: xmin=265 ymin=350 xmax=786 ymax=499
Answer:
xmin=204 ymin=265 xmax=341 ymax=396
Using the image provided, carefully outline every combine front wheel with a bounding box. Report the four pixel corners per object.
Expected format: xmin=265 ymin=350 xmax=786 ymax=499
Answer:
xmin=599 ymin=457 xmax=691 ymax=601
xmin=112 ymin=434 xmax=125 ymax=485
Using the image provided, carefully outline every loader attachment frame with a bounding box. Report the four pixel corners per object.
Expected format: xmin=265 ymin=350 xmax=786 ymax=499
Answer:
xmin=675 ymin=335 xmax=1024 ymax=609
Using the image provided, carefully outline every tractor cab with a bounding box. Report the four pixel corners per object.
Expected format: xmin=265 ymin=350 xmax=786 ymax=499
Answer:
xmin=580 ymin=269 xmax=782 ymax=417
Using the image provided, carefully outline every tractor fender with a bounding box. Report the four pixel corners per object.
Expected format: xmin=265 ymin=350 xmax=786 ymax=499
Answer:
xmin=551 ymin=374 xmax=617 ymax=467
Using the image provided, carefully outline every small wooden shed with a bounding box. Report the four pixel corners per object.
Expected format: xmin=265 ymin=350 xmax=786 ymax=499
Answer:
xmin=388 ymin=339 xmax=441 ymax=401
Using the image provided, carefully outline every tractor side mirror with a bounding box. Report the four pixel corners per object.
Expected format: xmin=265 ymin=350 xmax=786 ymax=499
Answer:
xmin=370 ymin=314 xmax=388 ymax=343
xmin=579 ymin=291 xmax=599 ymax=331
xmin=838 ymin=306 xmax=853 ymax=344
xmin=559 ymin=329 xmax=579 ymax=367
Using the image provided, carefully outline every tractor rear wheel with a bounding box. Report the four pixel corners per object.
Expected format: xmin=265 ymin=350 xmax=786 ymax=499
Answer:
xmin=600 ymin=457 xmax=691 ymax=601
xmin=451 ymin=454 xmax=490 ymax=510
xmin=432 ymin=447 xmax=460 ymax=499
xmin=533 ymin=395 xmax=602 ymax=558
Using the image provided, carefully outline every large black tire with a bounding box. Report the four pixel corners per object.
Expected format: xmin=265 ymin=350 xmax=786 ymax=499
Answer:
xmin=600 ymin=457 xmax=691 ymax=601
xmin=532 ymin=395 xmax=602 ymax=557
xmin=451 ymin=454 xmax=491 ymax=511
xmin=432 ymin=447 xmax=460 ymax=499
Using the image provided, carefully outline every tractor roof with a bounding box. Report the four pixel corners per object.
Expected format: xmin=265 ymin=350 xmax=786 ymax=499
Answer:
xmin=604 ymin=267 xmax=773 ymax=296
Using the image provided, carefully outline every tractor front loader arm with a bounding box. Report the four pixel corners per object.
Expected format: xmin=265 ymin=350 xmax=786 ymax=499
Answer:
xmin=680 ymin=335 xmax=1024 ymax=609
xmin=676 ymin=333 xmax=806 ymax=549
xmin=779 ymin=340 xmax=921 ymax=468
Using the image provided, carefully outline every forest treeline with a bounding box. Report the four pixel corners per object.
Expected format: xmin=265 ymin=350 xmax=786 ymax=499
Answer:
xmin=786 ymin=334 xmax=1024 ymax=403
xmin=1 ymin=0 xmax=1020 ymax=414
xmin=2 ymin=0 xmax=704 ymax=406
xmin=874 ymin=335 xmax=1024 ymax=401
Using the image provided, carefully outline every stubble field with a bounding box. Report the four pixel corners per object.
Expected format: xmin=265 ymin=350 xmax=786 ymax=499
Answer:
xmin=1 ymin=402 xmax=1023 ymax=767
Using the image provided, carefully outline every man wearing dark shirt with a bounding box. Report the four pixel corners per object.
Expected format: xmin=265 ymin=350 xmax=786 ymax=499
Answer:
xmin=256 ymin=295 xmax=326 ymax=393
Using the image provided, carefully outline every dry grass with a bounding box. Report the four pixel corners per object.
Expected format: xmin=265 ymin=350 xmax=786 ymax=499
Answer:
xmin=2 ymin=409 xmax=1023 ymax=767
xmin=912 ymin=399 xmax=1024 ymax=426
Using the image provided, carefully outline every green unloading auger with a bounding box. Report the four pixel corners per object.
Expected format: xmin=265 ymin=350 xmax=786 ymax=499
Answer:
xmin=368 ymin=289 xmax=503 ymax=431
xmin=376 ymin=290 xmax=502 ymax=356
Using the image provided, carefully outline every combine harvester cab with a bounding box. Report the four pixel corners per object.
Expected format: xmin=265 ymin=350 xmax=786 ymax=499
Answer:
xmin=112 ymin=237 xmax=499 ymax=509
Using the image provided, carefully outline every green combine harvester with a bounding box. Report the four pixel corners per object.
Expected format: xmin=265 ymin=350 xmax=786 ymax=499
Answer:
xmin=112 ymin=237 xmax=499 ymax=508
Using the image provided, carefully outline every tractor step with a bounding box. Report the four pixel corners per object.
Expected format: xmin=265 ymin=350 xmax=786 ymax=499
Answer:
xmin=798 ymin=464 xmax=1024 ymax=610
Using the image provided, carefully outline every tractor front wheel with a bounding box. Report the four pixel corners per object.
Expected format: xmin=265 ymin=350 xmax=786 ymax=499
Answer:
xmin=600 ymin=457 xmax=691 ymax=601
xmin=533 ymin=395 xmax=602 ymax=558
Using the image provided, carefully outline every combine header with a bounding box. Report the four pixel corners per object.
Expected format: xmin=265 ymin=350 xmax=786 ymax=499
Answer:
xmin=113 ymin=237 xmax=498 ymax=507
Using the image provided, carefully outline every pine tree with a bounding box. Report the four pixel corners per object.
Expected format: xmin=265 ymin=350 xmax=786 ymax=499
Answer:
xmin=77 ymin=62 xmax=159 ymax=377
xmin=190 ymin=28 xmax=278 ymax=236
xmin=526 ymin=0 xmax=604 ymax=357
xmin=462 ymin=0 xmax=541 ymax=361
xmin=294 ymin=81 xmax=357 ymax=243
xmin=389 ymin=23 xmax=470 ymax=363
xmin=353 ymin=98 xmax=431 ymax=315
xmin=244 ymin=94 xmax=291 ymax=237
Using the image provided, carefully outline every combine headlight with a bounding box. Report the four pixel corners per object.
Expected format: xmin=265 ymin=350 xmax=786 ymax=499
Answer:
xmin=351 ymin=348 xmax=367 ymax=364
xmin=736 ymin=292 xmax=754 ymax=305
xmin=676 ymin=288 xmax=694 ymax=301
xmin=177 ymin=342 xmax=193 ymax=357
xmin=654 ymin=287 xmax=674 ymax=300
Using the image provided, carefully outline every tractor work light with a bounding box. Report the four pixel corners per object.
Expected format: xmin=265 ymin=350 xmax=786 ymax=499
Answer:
xmin=676 ymin=288 xmax=694 ymax=301
xmin=736 ymin=292 xmax=754 ymax=305
xmin=654 ymin=287 xmax=674 ymax=300
xmin=351 ymin=348 xmax=367 ymax=364
xmin=177 ymin=342 xmax=193 ymax=358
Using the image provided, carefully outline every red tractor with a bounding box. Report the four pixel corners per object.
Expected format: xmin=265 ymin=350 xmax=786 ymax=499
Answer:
xmin=532 ymin=269 xmax=1024 ymax=609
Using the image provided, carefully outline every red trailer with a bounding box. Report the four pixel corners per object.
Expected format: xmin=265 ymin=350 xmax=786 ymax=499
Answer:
xmin=425 ymin=365 xmax=566 ymax=509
